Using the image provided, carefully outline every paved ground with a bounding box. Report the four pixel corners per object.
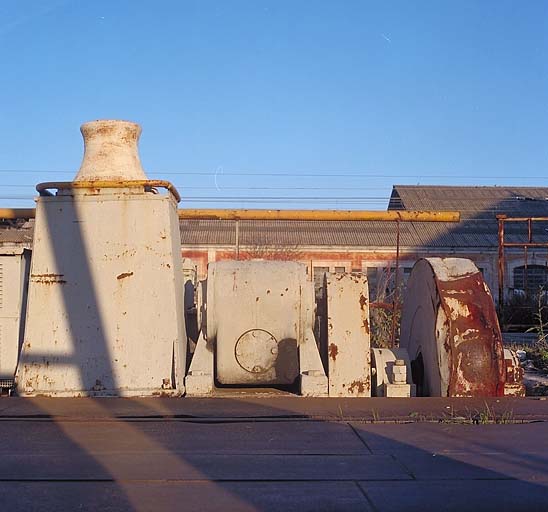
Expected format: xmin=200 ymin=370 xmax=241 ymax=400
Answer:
xmin=0 ymin=397 xmax=547 ymax=511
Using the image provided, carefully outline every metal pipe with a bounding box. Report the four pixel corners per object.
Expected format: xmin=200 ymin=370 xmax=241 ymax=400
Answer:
xmin=496 ymin=215 xmax=548 ymax=222
xmin=502 ymin=242 xmax=548 ymax=248
xmin=0 ymin=208 xmax=36 ymax=219
xmin=391 ymin=220 xmax=401 ymax=347
xmin=524 ymin=245 xmax=529 ymax=298
xmin=36 ymin=181 xmax=182 ymax=203
xmin=178 ymin=209 xmax=460 ymax=222
xmin=498 ymin=218 xmax=505 ymax=311
xmin=1 ymin=207 xmax=461 ymax=222
xmin=235 ymin=220 xmax=240 ymax=260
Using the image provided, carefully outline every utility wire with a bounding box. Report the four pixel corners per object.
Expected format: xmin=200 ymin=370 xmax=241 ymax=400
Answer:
xmin=0 ymin=168 xmax=548 ymax=180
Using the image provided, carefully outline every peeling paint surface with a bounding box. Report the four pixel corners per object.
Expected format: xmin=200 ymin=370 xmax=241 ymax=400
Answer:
xmin=401 ymin=258 xmax=509 ymax=397
xmin=435 ymin=264 xmax=505 ymax=397
xmin=326 ymin=273 xmax=371 ymax=397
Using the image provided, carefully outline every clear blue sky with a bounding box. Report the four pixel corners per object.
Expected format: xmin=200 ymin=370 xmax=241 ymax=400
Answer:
xmin=1 ymin=0 xmax=547 ymax=209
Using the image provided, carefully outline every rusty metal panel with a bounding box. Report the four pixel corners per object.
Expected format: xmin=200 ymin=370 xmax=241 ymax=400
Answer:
xmin=400 ymin=257 xmax=505 ymax=397
xmin=207 ymin=260 xmax=314 ymax=386
xmin=325 ymin=272 xmax=371 ymax=397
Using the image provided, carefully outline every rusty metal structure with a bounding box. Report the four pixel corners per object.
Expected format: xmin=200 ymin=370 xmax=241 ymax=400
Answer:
xmin=0 ymin=120 xmax=525 ymax=398
xmin=400 ymin=258 xmax=508 ymax=397
xmin=497 ymin=214 xmax=548 ymax=310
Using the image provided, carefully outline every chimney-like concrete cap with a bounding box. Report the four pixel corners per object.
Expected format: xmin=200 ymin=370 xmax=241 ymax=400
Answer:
xmin=74 ymin=120 xmax=148 ymax=182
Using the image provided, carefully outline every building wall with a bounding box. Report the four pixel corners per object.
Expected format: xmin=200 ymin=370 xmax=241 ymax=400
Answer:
xmin=181 ymin=245 xmax=505 ymax=301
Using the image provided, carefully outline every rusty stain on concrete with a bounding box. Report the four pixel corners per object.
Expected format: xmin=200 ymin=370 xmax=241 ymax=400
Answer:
xmin=348 ymin=379 xmax=368 ymax=394
xmin=30 ymin=273 xmax=66 ymax=284
xmin=329 ymin=343 xmax=339 ymax=361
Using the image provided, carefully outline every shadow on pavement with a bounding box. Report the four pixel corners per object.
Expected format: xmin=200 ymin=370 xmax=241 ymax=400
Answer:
xmin=0 ymin=397 xmax=547 ymax=511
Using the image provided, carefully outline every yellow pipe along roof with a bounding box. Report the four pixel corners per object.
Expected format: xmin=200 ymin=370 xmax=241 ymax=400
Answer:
xmin=1 ymin=207 xmax=459 ymax=222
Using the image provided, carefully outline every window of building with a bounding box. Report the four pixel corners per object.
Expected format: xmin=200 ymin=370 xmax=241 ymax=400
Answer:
xmin=513 ymin=265 xmax=548 ymax=292
xmin=366 ymin=267 xmax=378 ymax=300
xmin=402 ymin=267 xmax=412 ymax=283
xmin=334 ymin=266 xmax=346 ymax=274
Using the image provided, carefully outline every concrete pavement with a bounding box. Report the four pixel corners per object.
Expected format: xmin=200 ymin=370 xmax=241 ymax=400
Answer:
xmin=0 ymin=397 xmax=547 ymax=511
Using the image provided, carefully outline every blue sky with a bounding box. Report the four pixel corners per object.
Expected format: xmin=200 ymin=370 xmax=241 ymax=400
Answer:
xmin=1 ymin=0 xmax=547 ymax=209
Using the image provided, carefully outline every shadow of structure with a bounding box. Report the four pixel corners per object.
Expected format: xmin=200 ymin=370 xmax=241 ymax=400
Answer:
xmin=17 ymin=195 xmax=120 ymax=393
xmin=0 ymin=396 xmax=548 ymax=512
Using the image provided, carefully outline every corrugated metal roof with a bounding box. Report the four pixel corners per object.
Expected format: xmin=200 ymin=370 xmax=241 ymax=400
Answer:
xmin=390 ymin=185 xmax=548 ymax=218
xmin=180 ymin=219 xmax=423 ymax=247
xmin=388 ymin=185 xmax=548 ymax=248
xmin=0 ymin=223 xmax=34 ymax=244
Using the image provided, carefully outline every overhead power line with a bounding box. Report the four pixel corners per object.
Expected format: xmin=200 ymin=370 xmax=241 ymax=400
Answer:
xmin=0 ymin=169 xmax=547 ymax=180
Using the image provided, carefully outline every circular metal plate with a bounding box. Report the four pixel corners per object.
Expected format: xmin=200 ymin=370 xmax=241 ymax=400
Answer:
xmin=235 ymin=329 xmax=278 ymax=373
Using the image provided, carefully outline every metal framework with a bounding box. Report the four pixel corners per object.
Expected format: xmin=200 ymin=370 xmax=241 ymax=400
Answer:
xmin=497 ymin=214 xmax=548 ymax=311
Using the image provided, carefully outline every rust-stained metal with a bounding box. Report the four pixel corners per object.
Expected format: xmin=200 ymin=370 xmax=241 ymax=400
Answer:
xmin=30 ymin=273 xmax=66 ymax=284
xmin=328 ymin=343 xmax=339 ymax=361
xmin=391 ymin=220 xmax=401 ymax=347
xmin=400 ymin=258 xmax=506 ymax=397
xmin=36 ymin=180 xmax=181 ymax=203
xmin=178 ymin=208 xmax=460 ymax=222
xmin=435 ymin=272 xmax=505 ymax=397
xmin=116 ymin=272 xmax=134 ymax=280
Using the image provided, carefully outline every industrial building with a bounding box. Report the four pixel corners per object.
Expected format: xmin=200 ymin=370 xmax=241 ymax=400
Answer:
xmin=2 ymin=185 xmax=548 ymax=304
xmin=180 ymin=185 xmax=548 ymax=303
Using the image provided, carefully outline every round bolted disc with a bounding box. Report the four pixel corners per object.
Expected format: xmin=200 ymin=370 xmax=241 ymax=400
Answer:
xmin=235 ymin=329 xmax=278 ymax=373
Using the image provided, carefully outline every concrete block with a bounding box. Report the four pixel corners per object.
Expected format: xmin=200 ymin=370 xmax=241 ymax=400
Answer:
xmin=385 ymin=383 xmax=416 ymax=398
xmin=185 ymin=332 xmax=214 ymax=396
xmin=325 ymin=273 xmax=371 ymax=397
xmin=299 ymin=328 xmax=328 ymax=397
